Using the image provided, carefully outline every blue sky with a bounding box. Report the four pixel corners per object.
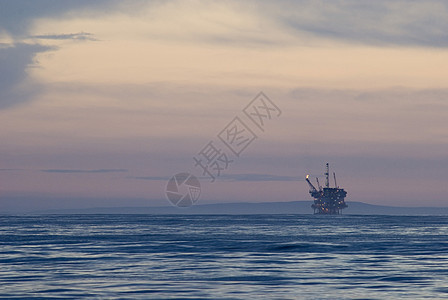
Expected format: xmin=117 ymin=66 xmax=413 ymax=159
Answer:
xmin=1 ymin=0 xmax=448 ymax=212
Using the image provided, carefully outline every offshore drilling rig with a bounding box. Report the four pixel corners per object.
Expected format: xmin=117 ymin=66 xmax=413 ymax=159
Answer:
xmin=305 ymin=163 xmax=347 ymax=214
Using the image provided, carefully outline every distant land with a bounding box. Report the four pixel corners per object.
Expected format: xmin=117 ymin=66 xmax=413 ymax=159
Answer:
xmin=26 ymin=201 xmax=448 ymax=215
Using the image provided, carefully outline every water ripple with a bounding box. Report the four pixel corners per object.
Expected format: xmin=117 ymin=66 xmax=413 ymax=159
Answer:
xmin=1 ymin=215 xmax=448 ymax=299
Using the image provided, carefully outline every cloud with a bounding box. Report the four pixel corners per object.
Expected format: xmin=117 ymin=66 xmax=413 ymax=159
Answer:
xmin=130 ymin=176 xmax=171 ymax=181
xmin=218 ymin=173 xmax=301 ymax=182
xmin=129 ymin=173 xmax=301 ymax=182
xmin=271 ymin=0 xmax=448 ymax=47
xmin=3 ymin=1 xmax=448 ymax=49
xmin=31 ymin=32 xmax=98 ymax=41
xmin=0 ymin=43 xmax=54 ymax=109
xmin=116 ymin=1 xmax=448 ymax=48
xmin=0 ymin=0 xmax=114 ymax=36
xmin=0 ymin=2 xmax=106 ymax=110
xmin=41 ymin=169 xmax=128 ymax=174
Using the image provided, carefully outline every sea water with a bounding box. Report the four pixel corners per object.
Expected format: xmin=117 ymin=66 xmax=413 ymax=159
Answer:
xmin=1 ymin=214 xmax=448 ymax=299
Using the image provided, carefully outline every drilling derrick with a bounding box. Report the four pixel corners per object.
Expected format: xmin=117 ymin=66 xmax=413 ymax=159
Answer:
xmin=306 ymin=163 xmax=347 ymax=214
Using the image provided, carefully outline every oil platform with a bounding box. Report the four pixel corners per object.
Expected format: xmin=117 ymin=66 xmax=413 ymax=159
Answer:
xmin=306 ymin=163 xmax=347 ymax=214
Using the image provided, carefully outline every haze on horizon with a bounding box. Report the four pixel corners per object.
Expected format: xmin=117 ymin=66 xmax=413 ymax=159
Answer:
xmin=1 ymin=0 xmax=448 ymax=212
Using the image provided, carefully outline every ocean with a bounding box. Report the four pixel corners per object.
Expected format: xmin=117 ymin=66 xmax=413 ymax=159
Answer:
xmin=1 ymin=214 xmax=448 ymax=299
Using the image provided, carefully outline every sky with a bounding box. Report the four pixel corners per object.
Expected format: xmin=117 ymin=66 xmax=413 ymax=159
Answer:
xmin=1 ymin=0 xmax=448 ymax=212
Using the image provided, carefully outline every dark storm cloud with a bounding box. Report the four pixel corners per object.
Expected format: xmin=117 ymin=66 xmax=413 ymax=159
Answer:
xmin=41 ymin=169 xmax=128 ymax=174
xmin=0 ymin=43 xmax=54 ymax=109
